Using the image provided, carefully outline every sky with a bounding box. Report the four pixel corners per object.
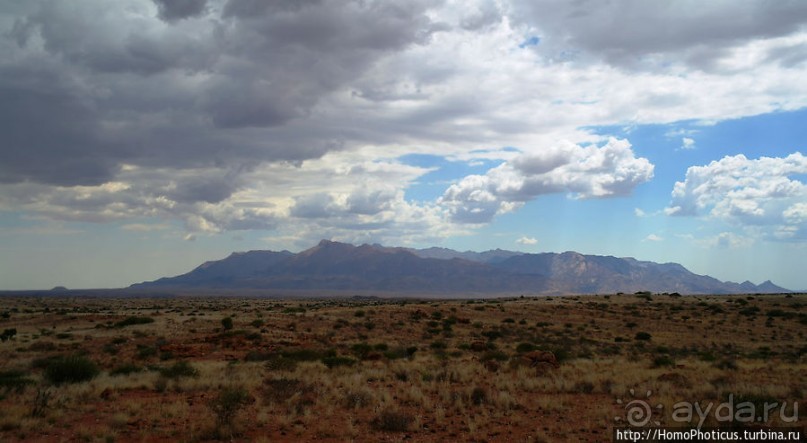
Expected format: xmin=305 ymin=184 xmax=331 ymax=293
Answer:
xmin=1 ymin=0 xmax=806 ymax=290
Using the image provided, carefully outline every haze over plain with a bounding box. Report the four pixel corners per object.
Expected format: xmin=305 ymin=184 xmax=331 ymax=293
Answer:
xmin=1 ymin=0 xmax=806 ymax=290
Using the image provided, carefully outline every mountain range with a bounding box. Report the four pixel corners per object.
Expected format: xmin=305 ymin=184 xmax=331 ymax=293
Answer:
xmin=132 ymin=240 xmax=790 ymax=295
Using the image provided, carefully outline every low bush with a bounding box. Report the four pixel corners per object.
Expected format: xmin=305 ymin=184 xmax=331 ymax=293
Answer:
xmin=263 ymin=378 xmax=310 ymax=404
xmin=652 ymin=355 xmax=675 ymax=368
xmin=471 ymin=387 xmax=487 ymax=405
xmin=114 ymin=317 xmax=154 ymax=328
xmin=373 ymin=409 xmax=413 ymax=432
xmin=221 ymin=317 xmax=234 ymax=331
xmin=159 ymin=360 xmax=199 ymax=379
xmin=109 ymin=364 xmax=141 ymax=376
xmin=383 ymin=346 xmax=418 ymax=360
xmin=515 ymin=342 xmax=536 ymax=353
xmin=263 ymin=355 xmax=298 ymax=372
xmin=208 ymin=386 xmax=251 ymax=437
xmin=44 ymin=355 xmax=99 ymax=385
xmin=321 ymin=356 xmax=356 ymax=369
xmin=0 ymin=328 xmax=17 ymax=342
xmin=0 ymin=370 xmax=35 ymax=394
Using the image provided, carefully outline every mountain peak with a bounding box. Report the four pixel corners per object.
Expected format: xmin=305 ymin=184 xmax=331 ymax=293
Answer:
xmin=132 ymin=240 xmax=790 ymax=295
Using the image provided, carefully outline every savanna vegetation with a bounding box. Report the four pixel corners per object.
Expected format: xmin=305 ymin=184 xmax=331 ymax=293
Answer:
xmin=0 ymin=293 xmax=804 ymax=442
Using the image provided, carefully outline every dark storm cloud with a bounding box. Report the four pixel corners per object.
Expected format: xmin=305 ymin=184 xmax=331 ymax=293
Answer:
xmin=0 ymin=63 xmax=120 ymax=185
xmin=0 ymin=0 xmax=442 ymax=192
xmin=153 ymin=0 xmax=207 ymax=22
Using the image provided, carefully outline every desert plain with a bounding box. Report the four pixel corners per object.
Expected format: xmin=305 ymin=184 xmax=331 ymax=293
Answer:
xmin=0 ymin=292 xmax=805 ymax=442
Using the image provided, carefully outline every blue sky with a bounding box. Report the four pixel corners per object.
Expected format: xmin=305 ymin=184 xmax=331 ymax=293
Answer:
xmin=1 ymin=1 xmax=806 ymax=290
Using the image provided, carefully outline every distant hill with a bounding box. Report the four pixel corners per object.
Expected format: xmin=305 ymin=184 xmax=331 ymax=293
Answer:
xmin=132 ymin=240 xmax=790 ymax=295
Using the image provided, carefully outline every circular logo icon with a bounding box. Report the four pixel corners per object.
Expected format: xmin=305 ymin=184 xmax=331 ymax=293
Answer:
xmin=615 ymin=388 xmax=663 ymax=427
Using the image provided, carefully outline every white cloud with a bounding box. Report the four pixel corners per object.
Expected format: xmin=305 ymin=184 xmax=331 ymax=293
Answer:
xmin=667 ymin=152 xmax=807 ymax=240
xmin=516 ymin=236 xmax=538 ymax=245
xmin=700 ymin=232 xmax=754 ymax=249
xmin=2 ymin=0 xmax=807 ymax=247
xmin=440 ymin=138 xmax=654 ymax=223
xmin=644 ymin=234 xmax=663 ymax=242
xmin=681 ymin=137 xmax=696 ymax=150
xmin=634 ymin=208 xmax=647 ymax=217
xmin=121 ymin=223 xmax=170 ymax=232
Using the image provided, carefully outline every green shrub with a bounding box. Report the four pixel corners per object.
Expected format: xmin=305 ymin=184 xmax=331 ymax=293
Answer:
xmin=714 ymin=358 xmax=738 ymax=370
xmin=351 ymin=343 xmax=373 ymax=359
xmin=44 ymin=356 xmax=99 ymax=385
xmin=0 ymin=328 xmax=17 ymax=342
xmin=109 ymin=364 xmax=141 ymax=376
xmin=244 ymin=351 xmax=273 ymax=362
xmin=264 ymin=356 xmax=298 ymax=372
xmin=159 ymin=360 xmax=199 ymax=379
xmin=208 ymin=386 xmax=251 ymax=436
xmin=0 ymin=370 xmax=34 ymax=393
xmin=136 ymin=345 xmax=157 ymax=360
xmin=652 ymin=355 xmax=675 ymax=368
xmin=263 ymin=378 xmax=311 ymax=405
xmin=515 ymin=342 xmax=536 ymax=353
xmin=429 ymin=341 xmax=447 ymax=350
xmin=382 ymin=345 xmax=417 ymax=360
xmin=373 ymin=409 xmax=413 ymax=432
xmin=221 ymin=317 xmax=234 ymax=331
xmin=739 ymin=307 xmax=760 ymax=317
xmin=471 ymin=387 xmax=487 ymax=405
xmin=321 ymin=356 xmax=356 ymax=369
xmin=114 ymin=317 xmax=154 ymax=328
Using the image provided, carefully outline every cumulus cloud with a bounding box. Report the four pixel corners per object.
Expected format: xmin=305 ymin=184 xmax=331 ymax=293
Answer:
xmin=667 ymin=153 xmax=807 ymax=240
xmin=516 ymin=236 xmax=538 ymax=245
xmin=702 ymin=232 xmax=753 ymax=249
xmin=681 ymin=137 xmax=696 ymax=150
xmin=440 ymin=138 xmax=654 ymax=223
xmin=644 ymin=234 xmax=663 ymax=242
xmin=1 ymin=0 xmax=807 ymax=246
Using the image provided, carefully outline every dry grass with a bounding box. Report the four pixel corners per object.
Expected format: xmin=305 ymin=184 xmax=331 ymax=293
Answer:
xmin=0 ymin=293 xmax=804 ymax=441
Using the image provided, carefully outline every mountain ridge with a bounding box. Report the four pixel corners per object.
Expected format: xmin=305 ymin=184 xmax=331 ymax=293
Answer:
xmin=132 ymin=240 xmax=791 ymax=295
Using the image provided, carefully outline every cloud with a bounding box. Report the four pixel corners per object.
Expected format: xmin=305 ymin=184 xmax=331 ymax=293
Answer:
xmin=439 ymin=138 xmax=654 ymax=223
xmin=516 ymin=236 xmax=538 ymax=245
xmin=508 ymin=0 xmax=807 ymax=71
xmin=644 ymin=234 xmax=663 ymax=242
xmin=0 ymin=0 xmax=443 ymax=187
xmin=701 ymin=232 xmax=753 ymax=249
xmin=634 ymin=208 xmax=647 ymax=217
xmin=667 ymin=152 xmax=807 ymax=240
xmin=153 ymin=0 xmax=206 ymax=22
xmin=681 ymin=137 xmax=696 ymax=150
xmin=1 ymin=0 xmax=807 ymax=247
xmin=121 ymin=223 xmax=170 ymax=232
